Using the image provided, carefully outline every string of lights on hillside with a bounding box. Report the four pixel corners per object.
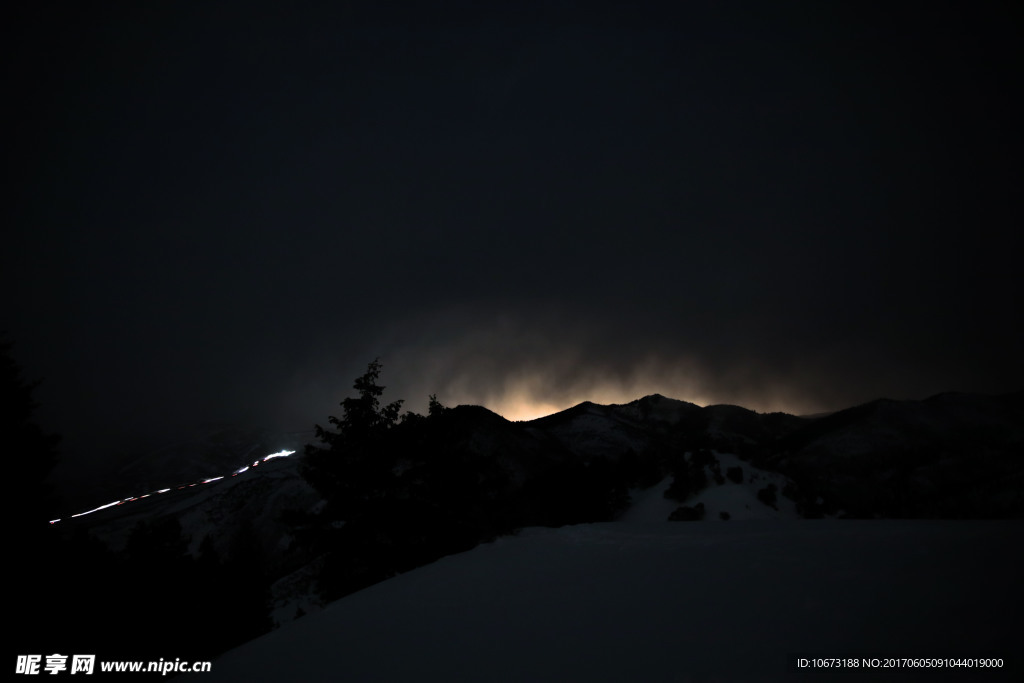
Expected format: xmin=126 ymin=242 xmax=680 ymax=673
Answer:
xmin=48 ymin=449 xmax=297 ymax=525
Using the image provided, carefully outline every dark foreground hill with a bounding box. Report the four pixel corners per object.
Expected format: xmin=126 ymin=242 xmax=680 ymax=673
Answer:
xmin=202 ymin=520 xmax=1024 ymax=683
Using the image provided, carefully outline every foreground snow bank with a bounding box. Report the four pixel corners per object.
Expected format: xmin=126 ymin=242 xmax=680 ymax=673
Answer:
xmin=200 ymin=521 xmax=1022 ymax=682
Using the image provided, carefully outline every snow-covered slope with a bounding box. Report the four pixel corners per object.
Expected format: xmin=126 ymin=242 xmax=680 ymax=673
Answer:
xmin=772 ymin=392 xmax=1024 ymax=461
xmin=51 ymin=428 xmax=326 ymax=629
xmin=201 ymin=520 xmax=1023 ymax=682
xmin=526 ymin=400 xmax=653 ymax=460
xmin=57 ymin=431 xmax=318 ymax=552
xmin=49 ymin=424 xmax=317 ymax=518
xmin=765 ymin=391 xmax=1024 ymax=517
xmin=621 ymin=451 xmax=801 ymax=522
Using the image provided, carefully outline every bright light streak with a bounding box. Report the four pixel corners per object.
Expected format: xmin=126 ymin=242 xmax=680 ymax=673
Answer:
xmin=71 ymin=500 xmax=122 ymax=518
xmin=51 ymin=446 xmax=301 ymax=524
xmin=263 ymin=449 xmax=296 ymax=461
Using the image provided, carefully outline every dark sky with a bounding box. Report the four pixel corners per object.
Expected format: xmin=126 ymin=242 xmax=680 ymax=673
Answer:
xmin=5 ymin=1 xmax=1023 ymax=465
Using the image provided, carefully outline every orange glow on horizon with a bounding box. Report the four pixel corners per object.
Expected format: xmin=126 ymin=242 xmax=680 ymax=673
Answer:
xmin=469 ymin=386 xmax=811 ymax=422
xmin=480 ymin=388 xmax=717 ymax=423
xmin=490 ymin=399 xmax=569 ymax=422
xmin=416 ymin=357 xmax=817 ymax=421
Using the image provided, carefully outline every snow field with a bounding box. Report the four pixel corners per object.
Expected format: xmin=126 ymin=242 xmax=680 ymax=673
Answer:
xmin=204 ymin=520 xmax=1023 ymax=682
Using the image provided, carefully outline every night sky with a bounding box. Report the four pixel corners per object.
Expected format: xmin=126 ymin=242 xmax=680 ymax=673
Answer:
xmin=5 ymin=1 xmax=1022 ymax=469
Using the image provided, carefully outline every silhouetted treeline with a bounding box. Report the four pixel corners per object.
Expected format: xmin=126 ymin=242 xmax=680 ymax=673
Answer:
xmin=296 ymin=360 xmax=635 ymax=602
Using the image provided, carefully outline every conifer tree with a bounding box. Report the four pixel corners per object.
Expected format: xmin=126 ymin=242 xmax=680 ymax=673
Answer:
xmin=302 ymin=359 xmax=404 ymax=515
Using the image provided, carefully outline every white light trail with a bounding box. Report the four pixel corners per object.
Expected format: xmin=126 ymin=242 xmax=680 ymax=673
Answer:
xmin=50 ymin=448 xmax=299 ymax=525
xmin=263 ymin=450 xmax=296 ymax=461
xmin=70 ymin=500 xmax=122 ymax=518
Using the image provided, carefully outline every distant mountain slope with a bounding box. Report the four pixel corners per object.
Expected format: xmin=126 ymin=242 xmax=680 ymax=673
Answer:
xmin=762 ymin=391 xmax=1024 ymax=518
xmin=48 ymin=423 xmax=316 ymax=514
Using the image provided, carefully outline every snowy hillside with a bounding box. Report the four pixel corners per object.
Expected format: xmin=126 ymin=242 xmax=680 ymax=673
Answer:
xmin=763 ymin=391 xmax=1024 ymax=518
xmin=47 ymin=427 xmax=327 ymax=630
xmin=49 ymin=423 xmax=317 ymax=516
xmin=622 ymin=451 xmax=802 ymax=523
xmin=201 ymin=519 xmax=1023 ymax=682
xmin=52 ymin=428 xmax=319 ymax=553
